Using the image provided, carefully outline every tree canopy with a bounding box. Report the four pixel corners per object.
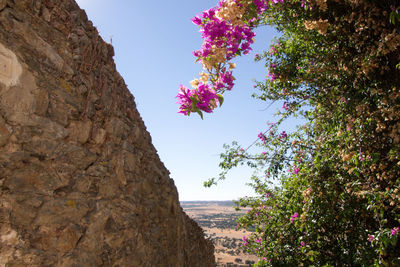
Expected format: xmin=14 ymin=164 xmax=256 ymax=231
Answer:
xmin=179 ymin=0 xmax=400 ymax=265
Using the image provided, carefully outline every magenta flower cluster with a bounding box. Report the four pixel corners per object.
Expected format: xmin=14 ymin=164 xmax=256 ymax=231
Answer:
xmin=192 ymin=7 xmax=256 ymax=60
xmin=258 ymin=132 xmax=267 ymax=142
xmin=290 ymin=212 xmax=299 ymax=223
xmin=269 ymin=43 xmax=278 ymax=55
xmin=215 ymin=70 xmax=235 ymax=91
xmin=279 ymin=130 xmax=287 ymax=140
xmin=293 ymin=164 xmax=300 ymax=174
xmin=242 ymin=235 xmax=248 ymax=246
xmin=282 ymin=101 xmax=288 ymax=111
xmin=177 ymin=0 xmax=285 ymax=116
xmin=176 ymin=84 xmax=218 ymax=115
xmin=391 ymin=227 xmax=399 ymax=236
xmin=254 ymin=0 xmax=284 ymax=13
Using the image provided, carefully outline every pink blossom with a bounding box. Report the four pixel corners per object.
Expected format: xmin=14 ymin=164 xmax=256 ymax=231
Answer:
xmin=215 ymin=70 xmax=235 ymax=91
xmin=279 ymin=131 xmax=287 ymax=140
xmin=175 ymin=82 xmax=220 ymax=115
xmin=293 ymin=165 xmax=300 ymax=174
xmin=282 ymin=101 xmax=288 ymax=111
xmin=391 ymin=227 xmax=399 ymax=236
xmin=242 ymin=235 xmax=248 ymax=246
xmin=191 ymin=15 xmax=202 ymax=26
xmin=290 ymin=212 xmax=299 ymax=223
xmin=267 ymin=72 xmax=277 ymax=81
xmin=368 ymin=235 xmax=374 ymax=242
xmin=300 ymin=241 xmax=306 ymax=247
xmin=195 ymin=83 xmax=219 ymax=112
xmin=176 ymin=85 xmax=194 ymax=115
xmin=258 ymin=132 xmax=267 ymax=142
xmin=269 ymin=46 xmax=278 ymax=55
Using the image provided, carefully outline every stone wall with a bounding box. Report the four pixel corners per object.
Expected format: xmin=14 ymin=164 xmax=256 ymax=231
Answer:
xmin=0 ymin=0 xmax=214 ymax=266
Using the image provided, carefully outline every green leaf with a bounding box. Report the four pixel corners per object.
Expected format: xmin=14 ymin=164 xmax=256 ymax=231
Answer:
xmin=390 ymin=12 xmax=396 ymax=24
xmin=196 ymin=110 xmax=204 ymax=120
xmin=203 ymin=178 xmax=216 ymax=187
xmin=217 ymin=94 xmax=224 ymax=107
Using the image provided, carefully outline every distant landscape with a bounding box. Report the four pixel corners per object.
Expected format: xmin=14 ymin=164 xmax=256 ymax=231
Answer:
xmin=181 ymin=201 xmax=258 ymax=267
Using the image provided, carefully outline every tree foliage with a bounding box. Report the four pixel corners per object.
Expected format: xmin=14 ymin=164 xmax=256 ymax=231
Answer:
xmin=182 ymin=0 xmax=400 ymax=265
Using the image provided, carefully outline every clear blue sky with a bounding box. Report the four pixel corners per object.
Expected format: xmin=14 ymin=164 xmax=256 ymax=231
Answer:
xmin=75 ymin=0 xmax=281 ymax=201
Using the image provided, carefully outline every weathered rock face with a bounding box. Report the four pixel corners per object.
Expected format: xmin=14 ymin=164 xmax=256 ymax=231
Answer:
xmin=0 ymin=1 xmax=214 ymax=266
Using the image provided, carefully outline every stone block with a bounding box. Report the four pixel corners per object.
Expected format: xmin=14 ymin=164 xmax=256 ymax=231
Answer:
xmin=68 ymin=119 xmax=92 ymax=144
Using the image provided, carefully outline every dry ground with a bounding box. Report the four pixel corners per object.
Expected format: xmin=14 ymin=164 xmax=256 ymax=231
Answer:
xmin=182 ymin=201 xmax=258 ymax=266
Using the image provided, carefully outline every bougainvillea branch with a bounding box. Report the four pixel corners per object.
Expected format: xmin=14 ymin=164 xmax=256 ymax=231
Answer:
xmin=179 ymin=0 xmax=400 ymax=265
xmin=177 ymin=0 xmax=284 ymax=117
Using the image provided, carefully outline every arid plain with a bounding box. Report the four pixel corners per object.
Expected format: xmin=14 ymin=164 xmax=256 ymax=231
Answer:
xmin=182 ymin=201 xmax=258 ymax=267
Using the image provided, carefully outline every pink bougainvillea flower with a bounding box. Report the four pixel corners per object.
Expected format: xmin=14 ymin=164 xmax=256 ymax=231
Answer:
xmin=391 ymin=227 xmax=399 ymax=236
xmin=258 ymin=132 xmax=267 ymax=142
xmin=176 ymin=85 xmax=193 ymax=115
xmin=293 ymin=165 xmax=300 ymax=174
xmin=279 ymin=131 xmax=287 ymax=140
xmin=194 ymin=83 xmax=219 ymax=113
xmin=267 ymin=72 xmax=277 ymax=81
xmin=178 ymin=0 xmax=286 ymax=115
xmin=282 ymin=101 xmax=288 ymax=111
xmin=191 ymin=15 xmax=202 ymax=26
xmin=242 ymin=235 xmax=247 ymax=246
xmin=176 ymin=83 xmax=219 ymax=115
xmin=269 ymin=46 xmax=278 ymax=55
xmin=215 ymin=70 xmax=235 ymax=91
xmin=290 ymin=212 xmax=299 ymax=223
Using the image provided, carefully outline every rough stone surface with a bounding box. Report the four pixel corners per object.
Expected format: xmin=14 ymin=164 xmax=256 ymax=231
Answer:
xmin=0 ymin=1 xmax=214 ymax=266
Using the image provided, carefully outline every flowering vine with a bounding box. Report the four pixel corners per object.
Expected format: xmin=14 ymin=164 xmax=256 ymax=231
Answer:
xmin=177 ymin=0 xmax=283 ymax=117
xmin=179 ymin=0 xmax=400 ymax=266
